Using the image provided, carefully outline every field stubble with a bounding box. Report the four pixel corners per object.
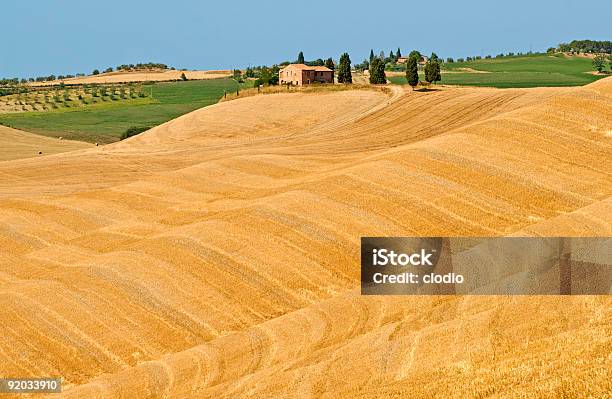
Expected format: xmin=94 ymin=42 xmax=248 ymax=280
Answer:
xmin=0 ymin=77 xmax=610 ymax=398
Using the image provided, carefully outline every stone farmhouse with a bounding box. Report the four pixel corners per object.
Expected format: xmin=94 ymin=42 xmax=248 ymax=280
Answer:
xmin=279 ymin=64 xmax=334 ymax=86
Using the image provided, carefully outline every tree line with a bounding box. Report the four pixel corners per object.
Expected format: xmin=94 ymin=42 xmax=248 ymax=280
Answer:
xmin=0 ymin=62 xmax=175 ymax=86
xmin=555 ymin=40 xmax=612 ymax=54
xmin=364 ymin=48 xmax=441 ymax=87
xmin=94 ymin=62 xmax=172 ymax=75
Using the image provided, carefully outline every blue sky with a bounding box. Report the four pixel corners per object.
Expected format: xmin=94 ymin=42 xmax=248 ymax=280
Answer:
xmin=2 ymin=0 xmax=610 ymax=78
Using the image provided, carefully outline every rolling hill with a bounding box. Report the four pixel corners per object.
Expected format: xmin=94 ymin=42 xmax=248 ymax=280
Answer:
xmin=0 ymin=125 xmax=92 ymax=162
xmin=29 ymin=70 xmax=232 ymax=86
xmin=0 ymin=78 xmax=249 ymax=143
xmin=389 ymin=53 xmax=609 ymax=88
xmin=0 ymin=77 xmax=610 ymax=398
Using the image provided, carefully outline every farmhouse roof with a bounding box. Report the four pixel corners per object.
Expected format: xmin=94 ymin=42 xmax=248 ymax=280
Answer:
xmin=281 ymin=64 xmax=333 ymax=72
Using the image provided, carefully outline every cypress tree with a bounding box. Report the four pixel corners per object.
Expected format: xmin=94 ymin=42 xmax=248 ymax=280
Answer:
xmin=325 ymin=58 xmax=335 ymax=83
xmin=369 ymin=58 xmax=387 ymax=84
xmin=397 ymin=47 xmax=402 ymax=58
xmin=424 ymin=59 xmax=441 ymax=84
xmin=406 ymin=56 xmax=419 ymax=89
xmin=379 ymin=60 xmax=387 ymax=83
xmin=369 ymin=58 xmax=379 ymax=84
xmin=337 ymin=53 xmax=352 ymax=83
xmin=424 ymin=62 xmax=432 ymax=83
xmin=297 ymin=51 xmax=305 ymax=64
xmin=408 ymin=50 xmax=421 ymax=62
xmin=433 ymin=61 xmax=441 ymax=84
xmin=369 ymin=49 xmax=375 ymax=64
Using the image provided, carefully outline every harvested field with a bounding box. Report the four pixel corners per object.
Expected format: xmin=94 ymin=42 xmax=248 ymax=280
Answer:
xmin=0 ymin=125 xmax=92 ymax=161
xmin=30 ymin=70 xmax=232 ymax=86
xmin=0 ymin=77 xmax=610 ymax=398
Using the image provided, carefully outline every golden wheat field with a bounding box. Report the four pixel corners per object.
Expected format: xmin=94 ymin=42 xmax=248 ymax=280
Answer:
xmin=0 ymin=77 xmax=611 ymax=398
xmin=29 ymin=70 xmax=232 ymax=86
xmin=0 ymin=125 xmax=92 ymax=162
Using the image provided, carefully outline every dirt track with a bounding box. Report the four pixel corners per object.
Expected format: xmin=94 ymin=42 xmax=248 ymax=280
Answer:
xmin=0 ymin=78 xmax=610 ymax=398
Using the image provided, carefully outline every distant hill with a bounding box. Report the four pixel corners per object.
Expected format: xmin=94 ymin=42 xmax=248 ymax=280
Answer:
xmin=29 ymin=69 xmax=232 ymax=86
xmin=389 ymin=53 xmax=609 ymax=88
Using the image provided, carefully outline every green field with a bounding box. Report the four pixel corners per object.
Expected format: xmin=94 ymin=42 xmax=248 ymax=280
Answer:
xmin=389 ymin=53 xmax=608 ymax=88
xmin=0 ymin=78 xmax=250 ymax=143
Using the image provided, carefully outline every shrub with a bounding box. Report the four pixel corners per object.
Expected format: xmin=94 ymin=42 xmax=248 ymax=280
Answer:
xmin=180 ymin=72 xmax=188 ymax=81
xmin=120 ymin=126 xmax=151 ymax=140
xmin=592 ymin=55 xmax=606 ymax=72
